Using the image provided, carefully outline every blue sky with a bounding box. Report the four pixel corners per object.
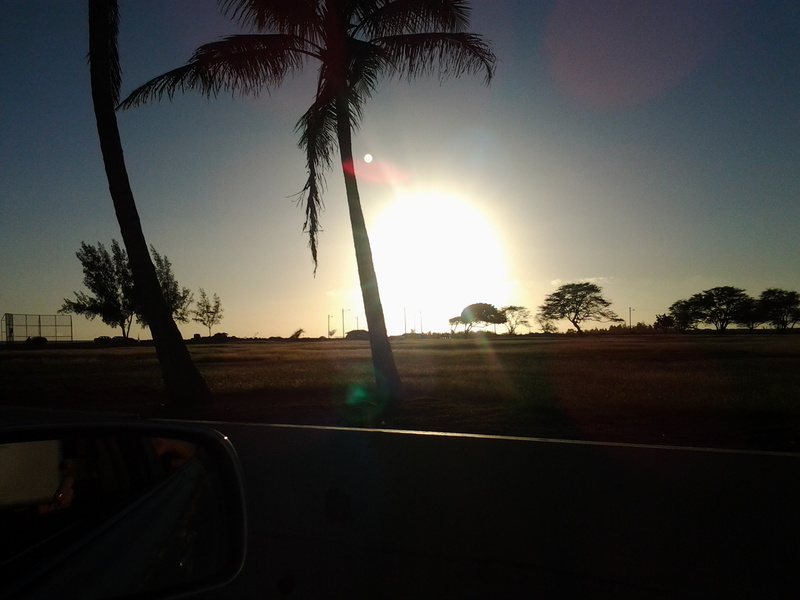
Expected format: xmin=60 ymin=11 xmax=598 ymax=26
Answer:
xmin=2 ymin=1 xmax=799 ymax=339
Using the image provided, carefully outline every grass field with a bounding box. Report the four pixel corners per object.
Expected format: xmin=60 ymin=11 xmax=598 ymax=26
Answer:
xmin=2 ymin=334 xmax=799 ymax=452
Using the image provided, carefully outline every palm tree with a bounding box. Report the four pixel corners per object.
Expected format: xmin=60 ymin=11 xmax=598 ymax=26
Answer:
xmin=120 ymin=0 xmax=496 ymax=407
xmin=88 ymin=0 xmax=209 ymax=411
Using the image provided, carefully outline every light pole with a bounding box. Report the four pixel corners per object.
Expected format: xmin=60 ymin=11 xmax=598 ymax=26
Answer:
xmin=327 ymin=314 xmax=334 ymax=338
xmin=629 ymin=307 xmax=635 ymax=331
xmin=342 ymin=308 xmax=349 ymax=339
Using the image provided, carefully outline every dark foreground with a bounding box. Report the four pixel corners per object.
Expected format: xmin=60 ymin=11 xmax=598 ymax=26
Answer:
xmin=200 ymin=422 xmax=800 ymax=599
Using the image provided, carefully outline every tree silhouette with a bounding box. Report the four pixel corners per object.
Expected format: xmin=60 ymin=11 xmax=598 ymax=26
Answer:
xmin=672 ymin=286 xmax=751 ymax=331
xmin=667 ymin=299 xmax=697 ymax=332
xmin=60 ymin=240 xmax=193 ymax=336
xmin=653 ymin=313 xmax=676 ymax=332
xmin=538 ymin=282 xmax=623 ymax=333
xmin=192 ymin=288 xmax=224 ymax=336
xmin=119 ymin=0 xmax=495 ymax=408
xmin=758 ymin=288 xmax=800 ymax=330
xmin=500 ymin=305 xmax=531 ymax=335
xmin=60 ymin=241 xmax=135 ymax=338
xmin=732 ymin=296 xmax=767 ymax=331
xmin=460 ymin=303 xmax=505 ymax=332
xmin=88 ymin=0 xmax=208 ymax=409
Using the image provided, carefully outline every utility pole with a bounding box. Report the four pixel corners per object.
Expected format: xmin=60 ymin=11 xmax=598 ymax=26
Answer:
xmin=342 ymin=308 xmax=349 ymax=339
xmin=629 ymin=307 xmax=635 ymax=331
xmin=327 ymin=314 xmax=334 ymax=338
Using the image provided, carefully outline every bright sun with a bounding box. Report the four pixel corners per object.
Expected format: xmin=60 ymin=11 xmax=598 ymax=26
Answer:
xmin=369 ymin=190 xmax=510 ymax=335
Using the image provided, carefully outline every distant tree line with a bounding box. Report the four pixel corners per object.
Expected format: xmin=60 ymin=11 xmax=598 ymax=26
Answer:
xmin=451 ymin=283 xmax=799 ymax=336
xmin=663 ymin=286 xmax=800 ymax=332
xmin=60 ymin=240 xmax=224 ymax=338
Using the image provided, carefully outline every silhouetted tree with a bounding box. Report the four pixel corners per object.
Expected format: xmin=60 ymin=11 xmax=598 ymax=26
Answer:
xmin=653 ymin=313 xmax=676 ymax=332
xmin=60 ymin=240 xmax=193 ymax=336
xmin=500 ymin=305 xmax=531 ymax=334
xmin=119 ymin=0 xmax=496 ymax=408
xmin=60 ymin=241 xmax=135 ymax=338
xmin=538 ymin=282 xmax=623 ymax=333
xmin=676 ymin=286 xmax=752 ymax=331
xmin=733 ymin=296 xmax=767 ymax=331
xmin=461 ymin=303 xmax=505 ymax=331
xmin=758 ymin=288 xmax=800 ymax=330
xmin=667 ymin=299 xmax=698 ymax=332
xmin=193 ymin=288 xmax=224 ymax=336
xmin=289 ymin=328 xmax=305 ymax=339
xmin=88 ymin=0 xmax=208 ymax=408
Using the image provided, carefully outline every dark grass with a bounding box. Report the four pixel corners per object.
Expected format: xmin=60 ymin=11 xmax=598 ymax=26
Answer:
xmin=2 ymin=334 xmax=799 ymax=452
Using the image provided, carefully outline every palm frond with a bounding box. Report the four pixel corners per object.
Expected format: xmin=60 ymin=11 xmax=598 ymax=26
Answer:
xmin=219 ymin=0 xmax=323 ymax=40
xmin=118 ymin=34 xmax=309 ymax=109
xmin=355 ymin=0 xmax=471 ymax=38
xmin=346 ymin=39 xmax=389 ymax=114
xmin=378 ymin=31 xmax=495 ymax=84
xmin=295 ymin=93 xmax=338 ymax=271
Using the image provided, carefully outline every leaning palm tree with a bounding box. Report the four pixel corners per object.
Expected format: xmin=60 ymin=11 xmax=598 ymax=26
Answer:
xmin=120 ymin=0 xmax=496 ymax=407
xmin=88 ymin=0 xmax=209 ymax=411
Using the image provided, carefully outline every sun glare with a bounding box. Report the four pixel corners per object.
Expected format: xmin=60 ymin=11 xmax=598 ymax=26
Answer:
xmin=369 ymin=190 xmax=510 ymax=335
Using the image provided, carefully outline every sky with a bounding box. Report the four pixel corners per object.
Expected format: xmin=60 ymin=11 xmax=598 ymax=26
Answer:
xmin=2 ymin=1 xmax=799 ymax=340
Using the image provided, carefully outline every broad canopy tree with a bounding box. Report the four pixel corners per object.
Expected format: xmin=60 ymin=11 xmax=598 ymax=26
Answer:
xmin=88 ymin=0 xmax=208 ymax=407
xmin=459 ymin=303 xmax=505 ymax=332
xmin=732 ymin=296 xmax=767 ymax=331
xmin=688 ymin=286 xmax=750 ymax=331
xmin=538 ymin=282 xmax=623 ymax=333
xmin=119 ymin=0 xmax=496 ymax=406
xmin=758 ymin=288 xmax=800 ymax=330
xmin=669 ymin=286 xmax=751 ymax=331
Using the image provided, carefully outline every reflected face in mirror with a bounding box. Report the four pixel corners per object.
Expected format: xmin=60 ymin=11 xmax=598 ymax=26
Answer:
xmin=1 ymin=431 xmax=242 ymax=600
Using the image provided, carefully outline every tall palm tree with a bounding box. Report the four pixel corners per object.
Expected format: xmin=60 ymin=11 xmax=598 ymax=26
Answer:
xmin=120 ymin=0 xmax=496 ymax=407
xmin=88 ymin=0 xmax=209 ymax=411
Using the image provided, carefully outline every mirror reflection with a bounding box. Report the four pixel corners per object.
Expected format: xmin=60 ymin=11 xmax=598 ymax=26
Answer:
xmin=1 ymin=433 xmax=234 ymax=600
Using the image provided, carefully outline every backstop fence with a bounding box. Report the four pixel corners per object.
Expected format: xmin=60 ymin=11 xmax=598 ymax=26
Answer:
xmin=1 ymin=313 xmax=73 ymax=344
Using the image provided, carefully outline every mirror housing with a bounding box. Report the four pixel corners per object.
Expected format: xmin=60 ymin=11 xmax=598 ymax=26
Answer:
xmin=0 ymin=420 xmax=246 ymax=600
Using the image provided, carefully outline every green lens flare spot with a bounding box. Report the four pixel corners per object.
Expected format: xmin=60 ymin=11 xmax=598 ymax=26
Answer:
xmin=345 ymin=384 xmax=371 ymax=407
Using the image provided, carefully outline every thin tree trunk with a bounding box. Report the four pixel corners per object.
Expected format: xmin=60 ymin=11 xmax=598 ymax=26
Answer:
xmin=335 ymin=96 xmax=403 ymax=408
xmin=88 ymin=0 xmax=209 ymax=412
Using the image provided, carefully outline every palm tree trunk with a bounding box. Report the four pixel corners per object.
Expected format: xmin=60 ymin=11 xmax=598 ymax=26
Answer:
xmin=334 ymin=96 xmax=403 ymax=407
xmin=88 ymin=0 xmax=209 ymax=412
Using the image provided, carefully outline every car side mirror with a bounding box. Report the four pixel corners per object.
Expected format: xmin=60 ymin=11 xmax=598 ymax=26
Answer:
xmin=0 ymin=421 xmax=246 ymax=600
